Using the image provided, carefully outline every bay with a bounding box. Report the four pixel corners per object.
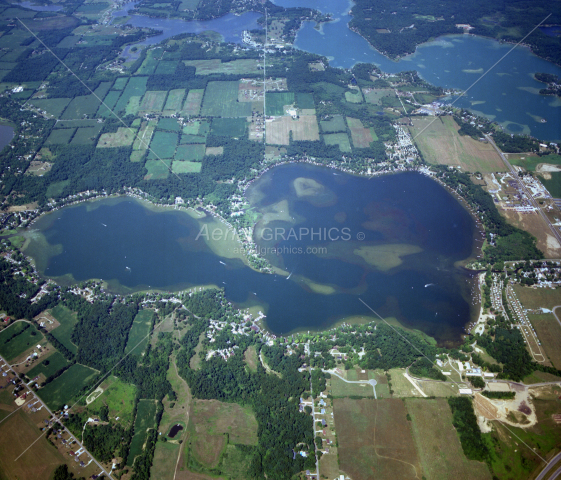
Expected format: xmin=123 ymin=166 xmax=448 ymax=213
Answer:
xmin=0 ymin=125 xmax=14 ymax=151
xmin=24 ymin=166 xmax=479 ymax=345
xmin=275 ymin=0 xmax=561 ymax=141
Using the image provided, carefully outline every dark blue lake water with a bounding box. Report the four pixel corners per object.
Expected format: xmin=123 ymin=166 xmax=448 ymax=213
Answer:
xmin=24 ymin=166 xmax=479 ymax=345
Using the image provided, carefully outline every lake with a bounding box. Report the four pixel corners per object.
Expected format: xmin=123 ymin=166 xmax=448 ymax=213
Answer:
xmin=0 ymin=125 xmax=14 ymax=151
xmin=274 ymin=0 xmax=561 ymax=141
xmin=24 ymin=166 xmax=479 ymax=346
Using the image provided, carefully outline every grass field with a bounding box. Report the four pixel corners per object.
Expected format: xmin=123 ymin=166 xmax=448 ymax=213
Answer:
xmin=132 ymin=121 xmax=156 ymax=160
xmin=529 ymin=313 xmax=561 ymax=369
xmin=114 ymin=76 xmax=148 ymax=114
xmin=29 ymin=98 xmax=71 ymax=118
xmin=345 ymin=89 xmax=363 ymax=103
xmin=333 ymin=398 xmax=421 ymax=480
xmin=148 ymin=131 xmax=178 ymax=159
xmin=172 ymin=160 xmax=202 ymax=173
xmin=0 ymin=322 xmax=43 ymax=362
xmin=158 ymin=117 xmax=182 ymax=132
xmin=182 ymin=399 xmax=258 ymax=473
xmin=45 ymin=128 xmax=75 ymax=145
xmin=136 ymin=49 xmax=161 ymax=75
xmin=266 ymin=115 xmax=320 ymax=145
xmin=26 ymin=351 xmax=69 ymax=380
xmin=507 ymin=153 xmax=561 ymax=172
xmin=139 ymin=91 xmax=167 ymax=113
xmin=347 ymin=117 xmax=374 ymax=148
xmin=265 ymin=91 xmax=295 ymax=116
xmin=125 ymin=95 xmax=141 ymax=115
xmin=243 ymin=345 xmax=258 ymax=372
xmin=201 ymin=82 xmax=252 ymax=117
xmin=363 ymin=88 xmax=394 ymax=105
xmin=0 ymin=409 xmax=64 ymax=480
xmin=182 ymin=120 xmax=207 ymax=136
xmin=183 ymin=58 xmax=260 ymax=75
xmin=97 ymin=89 xmax=122 ymax=117
xmin=128 ymin=399 xmax=158 ymax=466
xmin=97 ymin=126 xmax=137 ymax=148
xmin=151 ymin=441 xmax=180 ymax=480
xmin=175 ymin=144 xmax=205 ymax=161
xmin=512 ymin=285 xmax=561 ymax=309
xmin=409 ymin=116 xmax=507 ymax=172
xmin=406 ymin=398 xmax=491 ymax=480
xmin=51 ymin=305 xmax=78 ymax=353
xmin=541 ymin=172 xmax=561 ymax=198
xmin=61 ymin=82 xmax=111 ymax=119
xmin=125 ymin=309 xmax=153 ymax=356
xmin=88 ymin=375 xmax=137 ymax=424
xmin=387 ymin=369 xmax=424 ymax=398
xmin=113 ymin=77 xmax=129 ymax=90
xmin=296 ymin=92 xmax=315 ymax=109
xmin=182 ymin=89 xmax=204 ymax=115
xmin=155 ymin=60 xmax=179 ymax=75
xmin=181 ymin=134 xmax=207 ymax=144
xmin=144 ymin=159 xmax=172 ymax=180
xmin=70 ymin=125 xmax=103 ymax=145
xmin=323 ymin=132 xmax=352 ymax=152
xmin=163 ymin=89 xmax=186 ymax=113
xmin=330 ymin=375 xmax=374 ymax=398
xmin=320 ymin=115 xmax=346 ymax=133
xmin=38 ymin=363 xmax=98 ymax=410
xmin=211 ymin=117 xmax=247 ymax=137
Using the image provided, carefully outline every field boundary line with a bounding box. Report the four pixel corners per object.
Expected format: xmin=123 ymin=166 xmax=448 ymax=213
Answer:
xmin=358 ymin=298 xmax=548 ymax=465
xmin=16 ymin=18 xmax=182 ymax=181
xmin=411 ymin=13 xmax=552 ymax=141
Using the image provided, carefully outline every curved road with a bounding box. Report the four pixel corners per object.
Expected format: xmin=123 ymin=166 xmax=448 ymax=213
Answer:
xmin=536 ymin=451 xmax=561 ymax=480
xmin=553 ymin=306 xmax=561 ymax=329
xmin=323 ymin=370 xmax=377 ymax=399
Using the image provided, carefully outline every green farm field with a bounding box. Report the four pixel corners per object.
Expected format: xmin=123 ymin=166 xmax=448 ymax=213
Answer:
xmin=26 ymin=351 xmax=69 ymax=380
xmin=49 ymin=304 xmax=78 ymax=354
xmin=61 ymin=82 xmax=111 ymax=119
xmin=320 ymin=115 xmax=347 ymax=133
xmin=172 ymin=160 xmax=202 ymax=173
xmin=70 ymin=125 xmax=103 ymax=145
xmin=128 ymin=399 xmax=158 ymax=466
xmin=211 ymin=117 xmax=247 ymax=137
xmin=114 ymin=76 xmax=148 ymax=114
xmin=183 ymin=58 xmax=260 ymax=75
xmin=0 ymin=322 xmax=43 ymax=362
xmin=29 ymin=98 xmax=71 ymax=118
xmin=144 ymin=159 xmax=171 ymax=180
xmin=175 ymin=144 xmax=205 ymax=161
xmin=409 ymin=116 xmax=507 ymax=173
xmin=507 ymin=153 xmax=561 ymax=171
xmin=330 ymin=375 xmax=374 ymax=398
xmin=265 ymin=91 xmax=295 ymax=116
xmin=333 ymin=398 xmax=421 ymax=480
xmin=98 ymin=127 xmax=137 ymax=148
xmin=347 ymin=117 xmax=374 ymax=148
xmin=97 ymin=90 xmax=122 ymax=117
xmin=45 ymin=128 xmax=75 ymax=145
xmin=182 ymin=89 xmax=204 ymax=115
xmin=148 ymin=131 xmax=178 ymax=159
xmin=157 ymin=117 xmax=182 ymax=132
xmin=201 ymin=81 xmax=252 ymax=117
xmin=38 ymin=364 xmax=98 ymax=410
xmin=139 ymin=91 xmax=167 ymax=113
xmin=125 ymin=309 xmax=153 ymax=356
xmin=406 ymin=398 xmax=491 ymax=480
xmin=163 ymin=89 xmax=186 ymax=113
xmin=323 ymin=132 xmax=351 ymax=152
xmin=88 ymin=376 xmax=137 ymax=424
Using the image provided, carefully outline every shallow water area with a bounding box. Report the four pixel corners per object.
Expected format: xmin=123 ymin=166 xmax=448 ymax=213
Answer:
xmin=24 ymin=166 xmax=480 ymax=346
xmin=273 ymin=0 xmax=561 ymax=141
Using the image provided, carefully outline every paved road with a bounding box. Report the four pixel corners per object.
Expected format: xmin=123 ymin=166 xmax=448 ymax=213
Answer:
xmin=536 ymin=451 xmax=561 ymax=480
xmin=0 ymin=353 xmax=111 ymax=478
xmin=486 ymin=134 xmax=561 ymax=247
xmin=323 ymin=369 xmax=377 ymax=399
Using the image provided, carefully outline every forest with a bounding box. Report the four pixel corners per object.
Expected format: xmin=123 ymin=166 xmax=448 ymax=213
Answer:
xmin=349 ymin=0 xmax=561 ymax=65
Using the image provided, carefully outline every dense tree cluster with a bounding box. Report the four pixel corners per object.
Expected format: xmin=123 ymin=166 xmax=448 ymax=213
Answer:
xmin=448 ymin=397 xmax=489 ymax=462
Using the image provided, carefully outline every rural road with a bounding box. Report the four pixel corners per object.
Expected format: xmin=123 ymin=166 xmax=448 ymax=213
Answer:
xmin=536 ymin=451 xmax=561 ymax=480
xmin=552 ymin=306 xmax=561 ymax=330
xmin=0 ymin=353 xmax=111 ymax=478
xmin=323 ymin=369 xmax=377 ymax=399
xmin=486 ymin=134 xmax=561 ymax=247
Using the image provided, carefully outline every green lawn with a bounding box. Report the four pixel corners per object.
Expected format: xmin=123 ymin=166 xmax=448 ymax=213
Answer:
xmin=125 ymin=309 xmax=154 ymax=356
xmin=0 ymin=322 xmax=44 ymax=362
xmin=88 ymin=376 xmax=137 ymax=424
xmin=38 ymin=363 xmax=98 ymax=410
xmin=50 ymin=305 xmax=78 ymax=354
